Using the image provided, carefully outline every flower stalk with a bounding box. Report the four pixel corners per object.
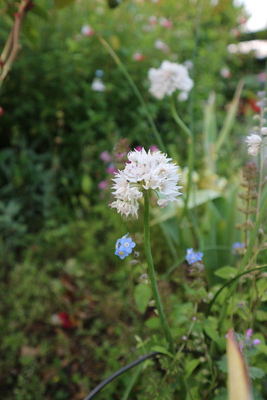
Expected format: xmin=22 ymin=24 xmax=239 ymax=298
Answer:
xmin=98 ymin=35 xmax=165 ymax=152
xmin=170 ymin=95 xmax=194 ymax=212
xmin=143 ymin=190 xmax=174 ymax=354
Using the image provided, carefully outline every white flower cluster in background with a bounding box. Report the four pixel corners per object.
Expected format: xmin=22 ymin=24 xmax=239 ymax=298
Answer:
xmin=246 ymin=133 xmax=262 ymax=156
xmin=148 ymin=60 xmax=193 ymax=101
xmin=110 ymin=148 xmax=182 ymax=217
xmin=246 ymin=92 xmax=267 ymax=156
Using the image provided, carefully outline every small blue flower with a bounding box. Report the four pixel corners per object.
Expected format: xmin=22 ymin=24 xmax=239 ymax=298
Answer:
xmin=95 ymin=69 xmax=104 ymax=77
xmin=185 ymin=248 xmax=203 ymax=266
xmin=115 ymin=234 xmax=136 ymax=260
xmin=232 ymin=242 xmax=245 ymax=254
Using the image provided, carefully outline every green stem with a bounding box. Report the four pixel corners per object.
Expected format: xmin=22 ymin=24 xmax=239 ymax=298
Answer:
xmin=170 ymin=95 xmax=192 ymax=139
xmin=98 ymin=35 xmax=165 ymax=152
xmin=238 ymin=194 xmax=267 ymax=274
xmin=144 ymin=191 xmax=174 ymax=354
xmin=170 ymin=95 xmax=194 ymax=213
xmin=256 ymin=102 xmax=265 ymax=221
xmin=206 ymin=265 xmax=267 ymax=315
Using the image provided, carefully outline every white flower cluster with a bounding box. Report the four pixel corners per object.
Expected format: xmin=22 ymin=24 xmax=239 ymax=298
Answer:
xmin=148 ymin=61 xmax=193 ymax=101
xmin=246 ymin=133 xmax=262 ymax=156
xmin=110 ymin=148 xmax=182 ymax=217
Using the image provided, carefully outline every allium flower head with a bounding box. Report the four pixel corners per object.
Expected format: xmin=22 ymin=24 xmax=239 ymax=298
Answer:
xmin=185 ymin=248 xmax=203 ymax=265
xmin=115 ymin=234 xmax=136 ymax=259
xmin=148 ymin=61 xmax=193 ymax=101
xmin=110 ymin=148 xmax=182 ymax=217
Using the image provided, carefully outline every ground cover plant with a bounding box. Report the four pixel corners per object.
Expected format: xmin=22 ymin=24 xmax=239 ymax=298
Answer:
xmin=1 ymin=0 xmax=267 ymax=399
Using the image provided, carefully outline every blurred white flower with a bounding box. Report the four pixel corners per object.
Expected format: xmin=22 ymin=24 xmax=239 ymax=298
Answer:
xmin=110 ymin=148 xmax=182 ymax=217
xmin=81 ymin=25 xmax=94 ymax=37
xmin=220 ymin=67 xmax=231 ymax=79
xmin=154 ymin=40 xmax=169 ymax=52
xmin=178 ymin=91 xmax=189 ymax=102
xmin=261 ymin=127 xmax=267 ymax=135
xmin=91 ymin=78 xmax=106 ymax=92
xmin=148 ymin=60 xmax=193 ymax=100
xmin=246 ymin=134 xmax=262 ymax=156
xmin=184 ymin=60 xmax=193 ymax=70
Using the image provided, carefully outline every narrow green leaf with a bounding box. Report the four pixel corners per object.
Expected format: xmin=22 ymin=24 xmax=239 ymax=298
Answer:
xmin=215 ymin=80 xmax=244 ymax=153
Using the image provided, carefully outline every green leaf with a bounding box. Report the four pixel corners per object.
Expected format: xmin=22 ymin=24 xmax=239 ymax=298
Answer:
xmin=134 ymin=284 xmax=152 ymax=314
xmin=185 ymin=359 xmax=201 ymax=378
xmin=54 ymin=0 xmax=75 ymax=9
xmin=204 ymin=319 xmax=224 ymax=347
xmin=203 ymin=91 xmax=217 ymax=172
xmin=217 ymin=355 xmax=227 ymax=373
xmin=81 ymin=175 xmax=92 ymax=194
xmin=215 ymin=80 xmax=244 ymax=153
xmin=31 ymin=4 xmax=49 ymax=19
xmin=249 ymin=367 xmax=265 ymax=380
xmin=213 ymin=387 xmax=227 ymax=400
xmin=151 ymin=345 xmax=173 ymax=358
xmin=256 ymin=310 xmax=267 ymax=321
xmin=215 ymin=266 xmax=237 ymax=279
xmin=145 ymin=317 xmax=160 ymax=329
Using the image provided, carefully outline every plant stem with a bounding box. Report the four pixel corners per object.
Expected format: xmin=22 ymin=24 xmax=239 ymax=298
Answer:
xmin=143 ymin=190 xmax=174 ymax=354
xmin=238 ymin=194 xmax=267 ymax=274
xmin=256 ymin=104 xmax=265 ymax=221
xmin=98 ymin=35 xmax=165 ymax=152
xmin=170 ymin=95 xmax=194 ymax=213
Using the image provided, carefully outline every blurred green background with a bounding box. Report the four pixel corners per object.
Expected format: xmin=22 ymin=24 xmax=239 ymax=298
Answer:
xmin=0 ymin=0 xmax=266 ymax=398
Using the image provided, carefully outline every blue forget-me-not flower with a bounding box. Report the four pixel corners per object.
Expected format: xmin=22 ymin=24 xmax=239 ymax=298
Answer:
xmin=185 ymin=248 xmax=203 ymax=266
xmin=115 ymin=234 xmax=136 ymax=260
xmin=232 ymin=242 xmax=245 ymax=255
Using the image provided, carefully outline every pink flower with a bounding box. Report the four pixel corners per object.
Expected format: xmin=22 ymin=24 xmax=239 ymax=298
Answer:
xmin=149 ymin=16 xmax=157 ymax=26
xmin=98 ymin=180 xmax=108 ymax=190
xmin=237 ymin=15 xmax=247 ymax=25
xmin=81 ymin=25 xmax=94 ymax=37
xmin=160 ymin=18 xmax=173 ymax=29
xmin=252 ymin=339 xmax=261 ymax=346
xmin=135 ymin=146 xmax=143 ymax=152
xmin=100 ymin=151 xmax=112 ymax=163
xmin=106 ymin=164 xmax=117 ymax=174
xmin=150 ymin=145 xmax=159 ymax=152
xmin=133 ymin=52 xmax=145 ymax=61
xmin=246 ymin=328 xmax=253 ymax=341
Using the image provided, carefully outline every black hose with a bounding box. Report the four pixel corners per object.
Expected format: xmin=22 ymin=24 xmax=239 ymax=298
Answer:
xmin=83 ymin=351 xmax=159 ymax=400
xmin=83 ymin=347 xmax=205 ymax=400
